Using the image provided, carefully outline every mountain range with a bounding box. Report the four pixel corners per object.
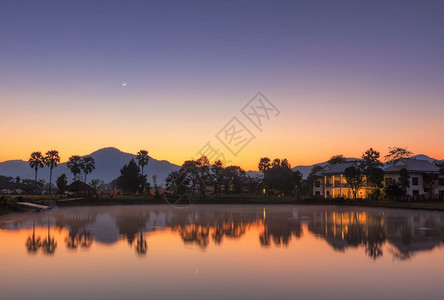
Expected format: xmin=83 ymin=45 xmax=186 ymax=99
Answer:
xmin=0 ymin=147 xmax=180 ymax=185
xmin=0 ymin=147 xmax=441 ymax=185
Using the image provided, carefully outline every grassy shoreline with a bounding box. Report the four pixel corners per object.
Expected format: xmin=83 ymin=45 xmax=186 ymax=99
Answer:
xmin=2 ymin=194 xmax=444 ymax=215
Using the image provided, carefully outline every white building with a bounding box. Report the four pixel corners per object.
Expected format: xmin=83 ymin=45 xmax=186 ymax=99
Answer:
xmin=383 ymin=158 xmax=444 ymax=199
xmin=313 ymin=162 xmax=368 ymax=199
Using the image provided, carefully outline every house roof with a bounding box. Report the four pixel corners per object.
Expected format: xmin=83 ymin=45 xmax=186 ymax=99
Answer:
xmin=384 ymin=158 xmax=439 ymax=174
xmin=65 ymin=181 xmax=95 ymax=192
xmin=314 ymin=162 xmax=361 ymax=176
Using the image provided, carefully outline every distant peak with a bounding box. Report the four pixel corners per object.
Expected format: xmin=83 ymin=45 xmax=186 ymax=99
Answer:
xmin=95 ymin=147 xmax=121 ymax=152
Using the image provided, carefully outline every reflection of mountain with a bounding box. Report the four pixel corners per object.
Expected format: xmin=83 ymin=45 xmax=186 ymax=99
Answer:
xmin=1 ymin=205 xmax=443 ymax=260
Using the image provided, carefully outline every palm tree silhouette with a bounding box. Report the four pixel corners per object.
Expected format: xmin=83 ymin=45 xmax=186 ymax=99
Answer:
xmin=67 ymin=155 xmax=82 ymax=181
xmin=82 ymin=156 xmax=95 ymax=183
xmin=29 ymin=151 xmax=44 ymax=192
xmin=44 ymin=150 xmax=60 ymax=194
xmin=136 ymin=150 xmax=149 ymax=177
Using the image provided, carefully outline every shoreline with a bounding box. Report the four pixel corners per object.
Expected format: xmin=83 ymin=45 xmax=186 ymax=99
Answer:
xmin=2 ymin=195 xmax=444 ymax=215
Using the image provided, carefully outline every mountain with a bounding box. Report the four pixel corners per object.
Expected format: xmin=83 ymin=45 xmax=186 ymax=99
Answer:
xmin=410 ymin=154 xmax=439 ymax=163
xmin=0 ymin=147 xmax=180 ymax=185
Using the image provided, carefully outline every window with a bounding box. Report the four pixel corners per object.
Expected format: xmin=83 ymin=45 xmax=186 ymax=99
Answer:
xmin=315 ymin=181 xmax=321 ymax=187
xmin=315 ymin=191 xmax=321 ymax=196
xmin=412 ymin=177 xmax=419 ymax=186
xmin=413 ymin=190 xmax=419 ymax=196
xmin=439 ymin=178 xmax=444 ymax=186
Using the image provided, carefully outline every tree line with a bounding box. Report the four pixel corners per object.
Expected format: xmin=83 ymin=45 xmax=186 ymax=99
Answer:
xmin=5 ymin=146 xmax=442 ymax=199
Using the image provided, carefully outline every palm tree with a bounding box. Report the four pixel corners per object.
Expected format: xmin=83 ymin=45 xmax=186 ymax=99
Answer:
xmin=29 ymin=151 xmax=44 ymax=191
xmin=44 ymin=150 xmax=60 ymax=194
xmin=136 ymin=150 xmax=149 ymax=177
xmin=67 ymin=155 xmax=82 ymax=181
xmin=81 ymin=156 xmax=95 ymax=182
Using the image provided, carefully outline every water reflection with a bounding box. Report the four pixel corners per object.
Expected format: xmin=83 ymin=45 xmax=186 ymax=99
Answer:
xmin=25 ymin=219 xmax=41 ymax=254
xmin=2 ymin=205 xmax=443 ymax=260
xmin=42 ymin=218 xmax=57 ymax=255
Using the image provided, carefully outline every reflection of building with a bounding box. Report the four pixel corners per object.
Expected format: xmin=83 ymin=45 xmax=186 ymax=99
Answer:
xmin=312 ymin=162 xmax=368 ymax=198
xmin=2 ymin=206 xmax=443 ymax=261
xmin=384 ymin=158 xmax=444 ymax=199
xmin=302 ymin=207 xmax=444 ymax=259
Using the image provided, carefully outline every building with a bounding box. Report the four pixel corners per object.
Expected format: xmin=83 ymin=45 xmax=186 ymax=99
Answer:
xmin=0 ymin=182 xmax=34 ymax=194
xmin=383 ymin=158 xmax=444 ymax=199
xmin=64 ymin=181 xmax=95 ymax=195
xmin=313 ymin=162 xmax=368 ymax=199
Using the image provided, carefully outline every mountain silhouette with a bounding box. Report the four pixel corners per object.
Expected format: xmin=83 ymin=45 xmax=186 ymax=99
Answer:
xmin=0 ymin=147 xmax=180 ymax=185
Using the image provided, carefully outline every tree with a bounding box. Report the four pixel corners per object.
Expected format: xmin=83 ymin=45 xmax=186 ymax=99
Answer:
xmin=399 ymin=168 xmax=410 ymax=198
xmin=56 ymin=174 xmax=68 ymax=196
xmin=361 ymin=148 xmax=382 ymax=170
xmin=384 ymin=147 xmax=413 ymax=164
xmin=152 ymin=175 xmax=160 ymax=196
xmin=366 ymin=167 xmax=384 ymax=200
xmin=81 ymin=156 xmax=95 ymax=182
xmin=293 ymin=170 xmax=303 ymax=200
xmin=434 ymin=161 xmax=444 ymax=175
xmin=29 ymin=151 xmax=44 ymax=191
xmin=272 ymin=158 xmax=281 ymax=168
xmin=384 ymin=181 xmax=404 ymax=200
xmin=211 ymin=160 xmax=224 ymax=194
xmin=258 ymin=157 xmax=271 ymax=173
xmin=117 ymin=159 xmax=146 ymax=194
xmin=328 ymin=155 xmax=346 ymax=165
xmin=196 ymin=156 xmax=211 ymax=195
xmin=263 ymin=158 xmax=295 ymax=195
xmin=281 ymin=158 xmax=291 ymax=169
xmin=137 ymin=150 xmax=149 ymax=193
xmin=67 ymin=155 xmax=83 ymax=181
xmin=344 ymin=166 xmax=364 ymax=200
xmin=306 ymin=165 xmax=324 ymax=197
xmin=136 ymin=150 xmax=149 ymax=176
xmin=423 ymin=173 xmax=438 ymax=199
xmin=44 ymin=150 xmax=60 ymax=194
xmin=222 ymin=166 xmax=248 ymax=193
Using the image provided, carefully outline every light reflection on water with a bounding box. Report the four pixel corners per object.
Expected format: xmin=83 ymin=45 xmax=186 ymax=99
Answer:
xmin=1 ymin=205 xmax=443 ymax=299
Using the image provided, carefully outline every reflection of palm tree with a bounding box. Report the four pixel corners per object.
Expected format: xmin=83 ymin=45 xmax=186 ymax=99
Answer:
xmin=66 ymin=231 xmax=93 ymax=250
xmin=136 ymin=229 xmax=147 ymax=256
xmin=26 ymin=219 xmax=42 ymax=254
xmin=66 ymin=233 xmax=79 ymax=250
xmin=42 ymin=218 xmax=57 ymax=255
xmin=79 ymin=231 xmax=93 ymax=248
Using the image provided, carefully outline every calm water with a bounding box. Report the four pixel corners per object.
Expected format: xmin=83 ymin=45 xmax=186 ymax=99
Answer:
xmin=1 ymin=205 xmax=443 ymax=299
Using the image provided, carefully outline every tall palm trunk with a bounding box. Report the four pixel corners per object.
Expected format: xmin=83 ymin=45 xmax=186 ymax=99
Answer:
xmin=34 ymin=168 xmax=38 ymax=193
xmin=49 ymin=167 xmax=53 ymax=194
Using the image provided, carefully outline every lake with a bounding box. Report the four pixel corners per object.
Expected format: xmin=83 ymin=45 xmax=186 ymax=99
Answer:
xmin=1 ymin=205 xmax=443 ymax=299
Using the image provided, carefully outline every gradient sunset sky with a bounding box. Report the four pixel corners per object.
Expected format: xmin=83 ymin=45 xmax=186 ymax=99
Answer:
xmin=1 ymin=0 xmax=443 ymax=170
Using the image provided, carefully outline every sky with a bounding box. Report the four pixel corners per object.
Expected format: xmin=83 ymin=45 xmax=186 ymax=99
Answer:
xmin=1 ymin=0 xmax=443 ymax=170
